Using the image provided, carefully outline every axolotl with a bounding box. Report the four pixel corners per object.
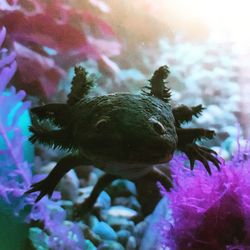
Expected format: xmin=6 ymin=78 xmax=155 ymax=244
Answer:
xmin=26 ymin=66 xmax=220 ymax=216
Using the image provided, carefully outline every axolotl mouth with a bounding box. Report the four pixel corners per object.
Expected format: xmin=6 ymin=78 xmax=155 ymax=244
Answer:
xmin=79 ymin=120 xmax=177 ymax=167
xmin=80 ymin=133 xmax=176 ymax=179
xmin=122 ymin=132 xmax=176 ymax=164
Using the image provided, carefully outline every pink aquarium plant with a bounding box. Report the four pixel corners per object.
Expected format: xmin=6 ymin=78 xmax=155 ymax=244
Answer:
xmin=0 ymin=0 xmax=120 ymax=98
xmin=159 ymin=142 xmax=250 ymax=250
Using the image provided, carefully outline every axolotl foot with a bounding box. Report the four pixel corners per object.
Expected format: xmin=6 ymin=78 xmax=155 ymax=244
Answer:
xmin=73 ymin=199 xmax=93 ymax=219
xmin=25 ymin=176 xmax=56 ymax=202
xmin=184 ymin=143 xmax=221 ymax=175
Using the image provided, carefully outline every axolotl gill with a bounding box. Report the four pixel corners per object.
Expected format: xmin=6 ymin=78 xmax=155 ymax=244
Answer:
xmin=25 ymin=66 xmax=220 ymax=216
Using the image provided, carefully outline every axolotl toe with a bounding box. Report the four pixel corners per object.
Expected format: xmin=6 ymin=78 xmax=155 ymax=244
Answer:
xmin=25 ymin=65 xmax=220 ymax=216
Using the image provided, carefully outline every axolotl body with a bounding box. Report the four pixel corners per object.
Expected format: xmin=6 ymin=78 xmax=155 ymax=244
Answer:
xmin=26 ymin=66 xmax=220 ymax=216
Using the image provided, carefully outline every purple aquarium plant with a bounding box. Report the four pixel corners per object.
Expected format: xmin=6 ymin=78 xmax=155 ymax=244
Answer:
xmin=0 ymin=25 xmax=33 ymax=250
xmin=0 ymin=26 xmax=32 ymax=214
xmin=159 ymin=141 xmax=250 ymax=250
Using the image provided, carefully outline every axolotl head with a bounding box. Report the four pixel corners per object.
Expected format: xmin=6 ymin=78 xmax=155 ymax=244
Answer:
xmin=75 ymin=94 xmax=177 ymax=168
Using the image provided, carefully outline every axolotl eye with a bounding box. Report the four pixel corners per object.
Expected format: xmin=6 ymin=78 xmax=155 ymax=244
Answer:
xmin=95 ymin=118 xmax=109 ymax=132
xmin=149 ymin=117 xmax=166 ymax=135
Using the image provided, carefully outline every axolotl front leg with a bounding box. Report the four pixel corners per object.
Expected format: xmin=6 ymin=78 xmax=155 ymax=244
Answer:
xmin=25 ymin=154 xmax=90 ymax=202
xmin=25 ymin=154 xmax=119 ymax=218
xmin=173 ymin=104 xmax=221 ymax=174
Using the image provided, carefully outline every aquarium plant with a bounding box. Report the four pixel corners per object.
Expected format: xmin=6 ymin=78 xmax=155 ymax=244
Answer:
xmin=0 ymin=25 xmax=32 ymax=250
xmin=158 ymin=141 xmax=250 ymax=250
xmin=0 ymin=0 xmax=120 ymax=98
xmin=0 ymin=26 xmax=86 ymax=250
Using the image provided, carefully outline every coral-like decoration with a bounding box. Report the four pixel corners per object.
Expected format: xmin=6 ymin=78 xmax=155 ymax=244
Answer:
xmin=159 ymin=144 xmax=250 ymax=249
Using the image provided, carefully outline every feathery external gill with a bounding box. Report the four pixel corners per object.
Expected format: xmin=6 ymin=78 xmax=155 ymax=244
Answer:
xmin=173 ymin=104 xmax=205 ymax=127
xmin=176 ymin=128 xmax=215 ymax=146
xmin=142 ymin=65 xmax=171 ymax=102
xmin=29 ymin=120 xmax=75 ymax=151
xmin=67 ymin=66 xmax=95 ymax=105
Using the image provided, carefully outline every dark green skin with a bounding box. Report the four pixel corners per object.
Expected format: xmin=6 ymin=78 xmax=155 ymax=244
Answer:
xmin=71 ymin=94 xmax=177 ymax=169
